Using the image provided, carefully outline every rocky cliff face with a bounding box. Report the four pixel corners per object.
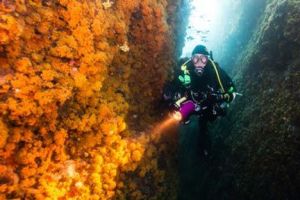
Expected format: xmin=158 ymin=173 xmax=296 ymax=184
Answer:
xmin=201 ymin=0 xmax=300 ymax=199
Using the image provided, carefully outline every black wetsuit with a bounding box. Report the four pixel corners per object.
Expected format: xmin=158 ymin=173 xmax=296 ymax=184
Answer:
xmin=186 ymin=60 xmax=234 ymax=95
xmin=164 ymin=58 xmax=235 ymax=156
xmin=164 ymin=59 xmax=235 ymax=102
xmin=189 ymin=60 xmax=235 ymax=154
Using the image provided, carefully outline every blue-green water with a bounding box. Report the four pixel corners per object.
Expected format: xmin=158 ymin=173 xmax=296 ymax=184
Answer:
xmin=178 ymin=116 xmax=210 ymax=200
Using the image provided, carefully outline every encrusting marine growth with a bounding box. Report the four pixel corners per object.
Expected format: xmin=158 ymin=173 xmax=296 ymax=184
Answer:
xmin=0 ymin=0 xmax=184 ymax=199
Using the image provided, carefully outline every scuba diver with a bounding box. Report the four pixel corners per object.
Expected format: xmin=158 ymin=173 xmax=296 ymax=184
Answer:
xmin=163 ymin=44 xmax=237 ymax=157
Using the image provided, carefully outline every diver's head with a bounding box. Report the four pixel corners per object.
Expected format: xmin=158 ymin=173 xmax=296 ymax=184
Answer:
xmin=191 ymin=45 xmax=209 ymax=76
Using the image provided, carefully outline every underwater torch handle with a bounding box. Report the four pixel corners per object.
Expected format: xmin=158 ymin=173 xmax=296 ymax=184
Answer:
xmin=173 ymin=97 xmax=197 ymax=121
xmin=179 ymin=100 xmax=196 ymax=120
xmin=174 ymin=97 xmax=187 ymax=108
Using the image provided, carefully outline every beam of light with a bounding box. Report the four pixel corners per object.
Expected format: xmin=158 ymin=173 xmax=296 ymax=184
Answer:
xmin=151 ymin=112 xmax=182 ymax=136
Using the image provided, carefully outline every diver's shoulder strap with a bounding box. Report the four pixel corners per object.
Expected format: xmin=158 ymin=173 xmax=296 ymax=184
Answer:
xmin=209 ymin=59 xmax=225 ymax=93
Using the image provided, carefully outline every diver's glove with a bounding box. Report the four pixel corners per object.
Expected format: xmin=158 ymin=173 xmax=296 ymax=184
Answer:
xmin=222 ymin=86 xmax=237 ymax=103
xmin=222 ymin=93 xmax=234 ymax=103
xmin=207 ymin=92 xmax=234 ymax=103
xmin=206 ymin=92 xmax=224 ymax=103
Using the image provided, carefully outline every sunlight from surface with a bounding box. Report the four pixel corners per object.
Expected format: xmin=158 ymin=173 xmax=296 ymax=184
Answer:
xmin=181 ymin=0 xmax=222 ymax=57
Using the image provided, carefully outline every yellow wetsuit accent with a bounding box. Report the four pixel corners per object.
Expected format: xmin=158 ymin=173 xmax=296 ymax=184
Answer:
xmin=209 ymin=58 xmax=225 ymax=93
xmin=181 ymin=59 xmax=191 ymax=75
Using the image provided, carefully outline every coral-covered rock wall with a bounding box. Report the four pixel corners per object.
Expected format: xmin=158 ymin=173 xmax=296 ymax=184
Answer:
xmin=0 ymin=0 xmax=186 ymax=199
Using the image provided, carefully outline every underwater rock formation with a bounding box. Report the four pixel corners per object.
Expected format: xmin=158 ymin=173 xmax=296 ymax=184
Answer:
xmin=3 ymin=0 xmax=298 ymax=199
xmin=0 ymin=0 xmax=188 ymax=199
xmin=187 ymin=0 xmax=300 ymax=199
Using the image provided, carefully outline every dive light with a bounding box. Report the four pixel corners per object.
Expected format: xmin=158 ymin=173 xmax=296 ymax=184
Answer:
xmin=172 ymin=97 xmax=196 ymax=122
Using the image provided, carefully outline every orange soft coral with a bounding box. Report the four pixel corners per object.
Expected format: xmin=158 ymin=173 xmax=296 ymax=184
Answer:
xmin=0 ymin=0 xmax=180 ymax=199
xmin=0 ymin=14 xmax=24 ymax=45
xmin=0 ymin=119 xmax=8 ymax=148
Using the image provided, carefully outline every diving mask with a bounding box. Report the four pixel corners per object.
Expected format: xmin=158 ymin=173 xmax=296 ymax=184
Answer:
xmin=192 ymin=54 xmax=208 ymax=75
